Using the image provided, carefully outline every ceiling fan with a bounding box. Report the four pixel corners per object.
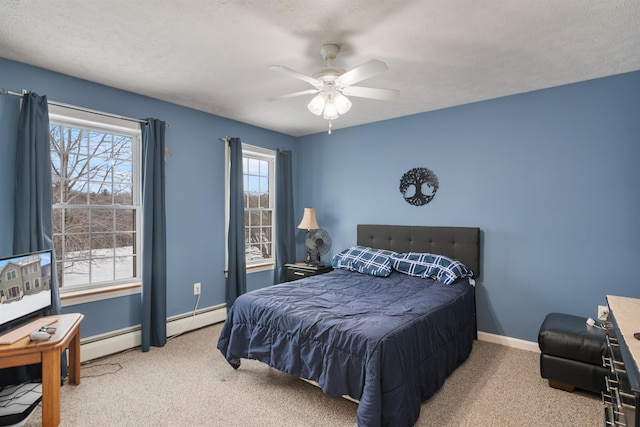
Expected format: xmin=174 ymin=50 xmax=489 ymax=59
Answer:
xmin=269 ymin=44 xmax=399 ymax=133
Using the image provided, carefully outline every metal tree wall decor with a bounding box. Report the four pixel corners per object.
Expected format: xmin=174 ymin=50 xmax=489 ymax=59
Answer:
xmin=399 ymin=167 xmax=439 ymax=206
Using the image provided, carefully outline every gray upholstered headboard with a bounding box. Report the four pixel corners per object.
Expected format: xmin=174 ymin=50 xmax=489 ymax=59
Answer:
xmin=356 ymin=224 xmax=481 ymax=278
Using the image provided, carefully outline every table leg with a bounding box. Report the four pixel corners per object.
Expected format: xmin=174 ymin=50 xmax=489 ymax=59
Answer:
xmin=41 ymin=349 xmax=61 ymax=427
xmin=68 ymin=328 xmax=81 ymax=385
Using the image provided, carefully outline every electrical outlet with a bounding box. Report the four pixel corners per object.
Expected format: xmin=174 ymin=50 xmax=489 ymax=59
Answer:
xmin=597 ymin=305 xmax=609 ymax=320
xmin=193 ymin=282 xmax=201 ymax=295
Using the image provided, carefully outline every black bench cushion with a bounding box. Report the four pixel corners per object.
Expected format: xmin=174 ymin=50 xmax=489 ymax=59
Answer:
xmin=538 ymin=312 xmax=607 ymax=365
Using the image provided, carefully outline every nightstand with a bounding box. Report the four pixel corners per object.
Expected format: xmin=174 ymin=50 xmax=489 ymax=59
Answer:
xmin=285 ymin=262 xmax=333 ymax=282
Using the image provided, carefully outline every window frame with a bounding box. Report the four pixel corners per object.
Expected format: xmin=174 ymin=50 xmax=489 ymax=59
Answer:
xmin=224 ymin=142 xmax=276 ymax=273
xmin=48 ymin=105 xmax=143 ymax=298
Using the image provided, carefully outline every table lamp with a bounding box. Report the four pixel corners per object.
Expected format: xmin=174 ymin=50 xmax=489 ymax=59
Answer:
xmin=297 ymin=207 xmax=319 ymax=264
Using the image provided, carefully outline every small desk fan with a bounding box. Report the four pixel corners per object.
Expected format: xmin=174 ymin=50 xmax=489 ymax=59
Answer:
xmin=305 ymin=228 xmax=332 ymax=265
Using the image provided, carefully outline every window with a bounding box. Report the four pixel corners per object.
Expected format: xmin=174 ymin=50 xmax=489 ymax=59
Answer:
xmin=226 ymin=143 xmax=275 ymax=269
xmin=243 ymin=148 xmax=274 ymax=265
xmin=49 ymin=107 xmax=142 ymax=292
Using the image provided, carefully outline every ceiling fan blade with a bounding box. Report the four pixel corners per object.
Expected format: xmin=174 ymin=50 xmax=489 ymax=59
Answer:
xmin=337 ymin=59 xmax=389 ymax=86
xmin=341 ymin=86 xmax=399 ymax=101
xmin=271 ymin=89 xmax=320 ymax=101
xmin=269 ymin=65 xmax=321 ymax=86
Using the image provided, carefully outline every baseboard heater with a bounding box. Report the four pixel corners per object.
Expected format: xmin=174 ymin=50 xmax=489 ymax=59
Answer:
xmin=78 ymin=304 xmax=227 ymax=362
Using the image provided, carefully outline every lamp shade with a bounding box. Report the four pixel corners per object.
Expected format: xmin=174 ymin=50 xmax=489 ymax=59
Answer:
xmin=297 ymin=207 xmax=319 ymax=230
xmin=322 ymin=100 xmax=339 ymax=120
xmin=333 ymin=92 xmax=352 ymax=114
xmin=307 ymin=94 xmax=326 ymax=116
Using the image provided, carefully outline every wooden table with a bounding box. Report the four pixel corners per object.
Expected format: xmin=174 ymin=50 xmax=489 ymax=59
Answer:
xmin=0 ymin=313 xmax=84 ymax=427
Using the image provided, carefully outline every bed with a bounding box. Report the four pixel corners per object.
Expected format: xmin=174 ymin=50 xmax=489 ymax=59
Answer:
xmin=217 ymin=224 xmax=480 ymax=427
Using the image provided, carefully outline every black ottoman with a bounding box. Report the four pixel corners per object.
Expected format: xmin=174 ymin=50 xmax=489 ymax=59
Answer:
xmin=538 ymin=312 xmax=608 ymax=393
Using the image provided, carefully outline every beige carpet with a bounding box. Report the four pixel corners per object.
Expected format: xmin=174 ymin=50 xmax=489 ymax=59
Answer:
xmin=25 ymin=322 xmax=601 ymax=426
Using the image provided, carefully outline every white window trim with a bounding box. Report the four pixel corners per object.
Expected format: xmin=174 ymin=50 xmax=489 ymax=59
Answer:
xmin=48 ymin=105 xmax=143 ymax=297
xmin=49 ymin=105 xmax=141 ymax=135
xmin=61 ymin=282 xmax=141 ymax=307
xmin=224 ymin=142 xmax=276 ymax=274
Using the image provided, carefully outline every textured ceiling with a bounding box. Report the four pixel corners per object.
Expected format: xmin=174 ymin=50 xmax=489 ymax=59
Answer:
xmin=1 ymin=1 xmax=639 ymax=137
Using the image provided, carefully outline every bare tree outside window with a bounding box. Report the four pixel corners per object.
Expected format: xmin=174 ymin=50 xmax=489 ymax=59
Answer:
xmin=242 ymin=152 xmax=274 ymax=264
xmin=50 ymin=117 xmax=141 ymax=291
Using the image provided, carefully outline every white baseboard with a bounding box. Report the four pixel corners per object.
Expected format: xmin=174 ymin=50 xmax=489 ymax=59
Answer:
xmin=79 ymin=304 xmax=227 ymax=362
xmin=477 ymin=331 xmax=540 ymax=353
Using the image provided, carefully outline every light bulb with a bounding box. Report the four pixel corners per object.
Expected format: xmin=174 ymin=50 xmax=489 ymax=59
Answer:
xmin=333 ymin=93 xmax=352 ymax=115
xmin=307 ymin=94 xmax=326 ymax=116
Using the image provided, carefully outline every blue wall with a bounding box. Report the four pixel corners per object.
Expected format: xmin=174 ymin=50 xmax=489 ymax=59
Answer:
xmin=0 ymin=58 xmax=296 ymax=337
xmin=296 ymin=71 xmax=640 ymax=342
xmin=2 ymin=56 xmax=639 ymax=344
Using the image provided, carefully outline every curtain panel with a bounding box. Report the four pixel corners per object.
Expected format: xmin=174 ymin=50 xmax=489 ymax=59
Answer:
xmin=140 ymin=118 xmax=168 ymax=352
xmin=1 ymin=92 xmax=66 ymax=386
xmin=226 ymin=137 xmax=247 ymax=307
xmin=274 ymin=149 xmax=295 ymax=283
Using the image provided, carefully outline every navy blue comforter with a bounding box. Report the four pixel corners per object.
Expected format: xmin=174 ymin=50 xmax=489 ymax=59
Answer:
xmin=217 ymin=269 xmax=475 ymax=427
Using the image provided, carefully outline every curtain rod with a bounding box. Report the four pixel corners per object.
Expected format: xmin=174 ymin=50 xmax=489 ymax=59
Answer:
xmin=0 ymin=87 xmax=170 ymax=128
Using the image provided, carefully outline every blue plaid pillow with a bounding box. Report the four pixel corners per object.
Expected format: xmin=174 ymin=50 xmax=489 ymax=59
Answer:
xmin=331 ymin=246 xmax=398 ymax=277
xmin=392 ymin=252 xmax=473 ymax=285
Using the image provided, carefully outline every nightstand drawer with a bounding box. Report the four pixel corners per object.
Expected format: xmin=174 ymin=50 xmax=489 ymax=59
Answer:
xmin=287 ymin=269 xmax=313 ymax=281
xmin=285 ymin=263 xmax=333 ymax=282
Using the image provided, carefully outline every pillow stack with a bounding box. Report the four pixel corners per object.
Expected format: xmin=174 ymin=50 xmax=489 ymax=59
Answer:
xmin=332 ymin=246 xmax=474 ymax=285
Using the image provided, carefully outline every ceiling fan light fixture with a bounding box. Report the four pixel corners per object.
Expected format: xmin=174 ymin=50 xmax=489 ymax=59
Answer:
xmin=271 ymin=43 xmax=397 ymax=134
xmin=307 ymin=93 xmax=326 ymax=116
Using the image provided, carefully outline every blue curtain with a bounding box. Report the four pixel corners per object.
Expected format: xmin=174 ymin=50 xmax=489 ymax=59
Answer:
xmin=274 ymin=150 xmax=295 ymax=283
xmin=140 ymin=118 xmax=167 ymax=352
xmin=1 ymin=92 xmax=66 ymax=386
xmin=226 ymin=137 xmax=246 ymax=307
